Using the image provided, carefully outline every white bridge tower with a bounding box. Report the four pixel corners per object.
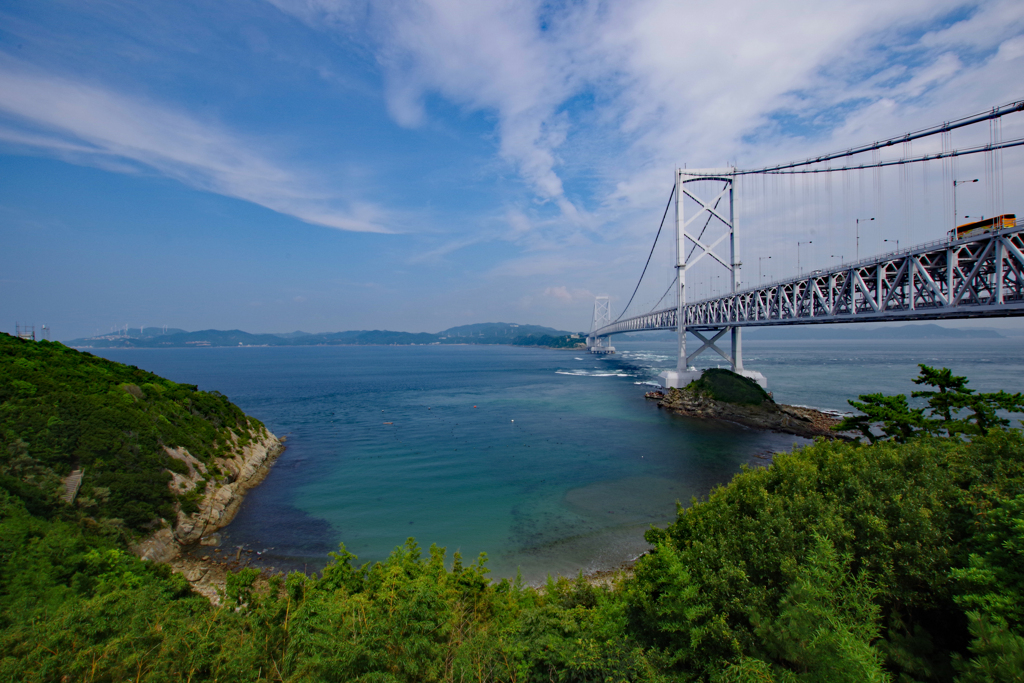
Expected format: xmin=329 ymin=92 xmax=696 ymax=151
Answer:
xmin=658 ymin=168 xmax=766 ymax=389
xmin=586 ymin=296 xmax=616 ymax=354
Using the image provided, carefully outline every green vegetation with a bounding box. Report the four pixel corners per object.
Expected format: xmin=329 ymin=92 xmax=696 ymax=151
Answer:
xmin=2 ymin=340 xmax=1024 ymax=681
xmin=686 ymin=368 xmax=772 ymax=406
xmin=0 ymin=333 xmax=265 ymax=532
xmin=836 ymin=364 xmax=1024 ymax=443
xmin=508 ymin=333 xmax=585 ymax=349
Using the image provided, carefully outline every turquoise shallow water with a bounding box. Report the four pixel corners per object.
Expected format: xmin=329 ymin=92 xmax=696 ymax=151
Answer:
xmin=92 ymin=337 xmax=1024 ymax=581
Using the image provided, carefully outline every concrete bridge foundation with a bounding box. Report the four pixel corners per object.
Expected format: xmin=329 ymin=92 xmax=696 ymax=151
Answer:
xmin=659 ymin=368 xmax=767 ymax=390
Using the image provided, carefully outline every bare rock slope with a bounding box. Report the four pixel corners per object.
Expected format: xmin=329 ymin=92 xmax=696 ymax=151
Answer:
xmin=132 ymin=426 xmax=284 ymax=564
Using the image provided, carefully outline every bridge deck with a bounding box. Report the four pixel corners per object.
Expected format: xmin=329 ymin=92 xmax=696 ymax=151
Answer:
xmin=593 ymin=225 xmax=1024 ymax=336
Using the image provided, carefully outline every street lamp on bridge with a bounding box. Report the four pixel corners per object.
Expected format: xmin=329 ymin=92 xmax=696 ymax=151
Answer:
xmin=884 ymin=238 xmax=900 ymax=253
xmin=953 ymin=178 xmax=979 ymax=229
xmin=759 ymin=255 xmax=771 ymax=282
xmin=797 ymin=241 xmax=812 ymax=275
xmin=856 ymin=217 xmax=874 ymax=261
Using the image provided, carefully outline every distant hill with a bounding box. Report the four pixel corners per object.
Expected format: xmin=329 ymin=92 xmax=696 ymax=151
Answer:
xmin=64 ymin=322 xmax=585 ymax=349
xmin=438 ymin=322 xmax=571 ymax=338
xmin=65 ymin=322 xmax=1008 ymax=349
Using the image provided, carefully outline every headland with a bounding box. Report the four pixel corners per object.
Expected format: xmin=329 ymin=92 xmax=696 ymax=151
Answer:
xmin=645 ymin=368 xmax=845 ymax=439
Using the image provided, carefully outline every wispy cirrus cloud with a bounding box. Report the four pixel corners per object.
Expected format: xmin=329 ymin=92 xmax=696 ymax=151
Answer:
xmin=271 ymin=0 xmax=599 ymax=222
xmin=269 ymin=0 xmax=1024 ymax=246
xmin=0 ymin=61 xmax=392 ymax=233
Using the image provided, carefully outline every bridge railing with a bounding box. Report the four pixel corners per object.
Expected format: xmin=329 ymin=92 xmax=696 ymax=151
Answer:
xmin=714 ymin=234 xmax=957 ymax=305
xmin=593 ymin=225 xmax=1024 ymax=336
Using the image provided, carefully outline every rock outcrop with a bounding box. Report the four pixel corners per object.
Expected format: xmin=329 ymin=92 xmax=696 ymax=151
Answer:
xmin=132 ymin=427 xmax=284 ymax=565
xmin=646 ymin=373 xmax=845 ymax=439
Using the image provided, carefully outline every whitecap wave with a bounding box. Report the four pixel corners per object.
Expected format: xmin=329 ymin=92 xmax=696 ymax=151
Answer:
xmin=628 ymin=353 xmax=672 ymax=362
xmin=556 ymin=370 xmax=635 ymax=378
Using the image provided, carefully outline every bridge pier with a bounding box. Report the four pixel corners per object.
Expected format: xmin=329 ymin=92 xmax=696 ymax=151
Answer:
xmin=658 ymin=368 xmax=703 ymax=388
xmin=586 ymin=335 xmax=616 ymax=354
xmin=657 ymin=326 xmax=767 ymax=389
xmin=657 ymin=167 xmax=767 ymax=390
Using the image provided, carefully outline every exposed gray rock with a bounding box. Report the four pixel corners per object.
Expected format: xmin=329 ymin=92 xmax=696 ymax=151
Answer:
xmin=131 ymin=426 xmax=284 ymax=602
xmin=647 ymin=387 xmax=844 ymax=439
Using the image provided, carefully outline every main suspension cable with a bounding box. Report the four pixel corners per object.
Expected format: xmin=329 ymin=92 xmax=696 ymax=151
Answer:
xmin=758 ymin=137 xmax=1024 ymax=174
xmin=614 ymin=184 xmax=676 ymax=322
xmin=734 ymin=98 xmax=1024 ymax=176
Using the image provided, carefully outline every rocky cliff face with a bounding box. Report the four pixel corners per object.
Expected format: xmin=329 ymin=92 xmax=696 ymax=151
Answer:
xmin=133 ymin=427 xmax=284 ymax=564
xmin=647 ymin=388 xmax=843 ymax=439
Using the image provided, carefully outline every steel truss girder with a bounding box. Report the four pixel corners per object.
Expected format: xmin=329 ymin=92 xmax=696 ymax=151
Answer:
xmin=592 ymin=226 xmax=1024 ymax=337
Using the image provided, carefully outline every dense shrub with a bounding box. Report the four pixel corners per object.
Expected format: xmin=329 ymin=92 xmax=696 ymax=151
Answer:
xmin=687 ymin=368 xmax=772 ymax=405
xmin=627 ymin=430 xmax=1024 ymax=681
xmin=0 ymin=333 xmax=264 ymax=532
xmin=2 ymin=341 xmax=1023 ymax=681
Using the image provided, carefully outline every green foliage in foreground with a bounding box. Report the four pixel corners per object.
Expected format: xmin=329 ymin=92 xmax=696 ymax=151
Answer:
xmin=3 ymin=431 xmax=1023 ymax=681
xmin=3 ymin=348 xmax=1024 ymax=682
xmin=0 ymin=333 xmax=264 ymax=532
xmin=836 ymin=364 xmax=1024 ymax=443
xmin=686 ymin=368 xmax=773 ymax=406
xmin=632 ymin=429 xmax=1024 ymax=682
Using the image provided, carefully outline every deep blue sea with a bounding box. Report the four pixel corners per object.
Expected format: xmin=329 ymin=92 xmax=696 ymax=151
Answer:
xmin=92 ymin=337 xmax=1024 ymax=582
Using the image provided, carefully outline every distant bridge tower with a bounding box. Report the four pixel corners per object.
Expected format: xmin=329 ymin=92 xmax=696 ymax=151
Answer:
xmin=586 ymin=296 xmax=616 ymax=354
xmin=659 ymin=168 xmax=766 ymax=389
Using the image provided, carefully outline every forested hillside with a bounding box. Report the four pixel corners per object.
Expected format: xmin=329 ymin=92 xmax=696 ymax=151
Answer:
xmin=2 ymin=338 xmax=1023 ymax=681
xmin=0 ymin=333 xmax=266 ymax=530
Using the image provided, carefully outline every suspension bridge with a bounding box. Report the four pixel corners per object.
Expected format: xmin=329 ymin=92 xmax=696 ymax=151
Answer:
xmin=585 ymin=99 xmax=1024 ymax=389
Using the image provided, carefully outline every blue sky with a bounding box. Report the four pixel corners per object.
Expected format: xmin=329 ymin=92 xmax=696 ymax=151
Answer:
xmin=2 ymin=0 xmax=1023 ymax=339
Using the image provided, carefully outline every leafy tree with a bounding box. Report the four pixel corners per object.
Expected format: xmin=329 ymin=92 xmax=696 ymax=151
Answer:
xmin=950 ymin=495 xmax=1024 ymax=682
xmin=835 ymin=364 xmax=1024 ymax=442
xmin=835 ymin=393 xmax=927 ymax=443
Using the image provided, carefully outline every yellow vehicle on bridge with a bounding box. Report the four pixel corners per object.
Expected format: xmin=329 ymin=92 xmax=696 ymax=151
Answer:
xmin=950 ymin=213 xmax=1016 ymax=240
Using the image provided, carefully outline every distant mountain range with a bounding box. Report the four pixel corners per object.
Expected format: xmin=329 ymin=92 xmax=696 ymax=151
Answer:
xmin=65 ymin=322 xmax=1012 ymax=349
xmin=66 ymin=322 xmax=586 ymax=349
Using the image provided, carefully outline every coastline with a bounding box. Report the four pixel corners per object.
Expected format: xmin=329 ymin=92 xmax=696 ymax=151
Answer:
xmin=646 ymin=387 xmax=846 ymax=439
xmin=156 ymin=545 xmax=641 ymax=605
xmin=132 ymin=426 xmax=285 ymax=601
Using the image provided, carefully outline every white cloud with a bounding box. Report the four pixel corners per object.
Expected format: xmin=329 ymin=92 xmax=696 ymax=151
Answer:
xmin=269 ymin=0 xmax=1024 ymax=229
xmin=543 ymin=285 xmax=593 ymax=303
xmin=996 ymin=34 xmax=1024 ymax=62
xmin=0 ymin=61 xmax=392 ymax=233
xmin=8 ymin=0 xmax=1024 ymax=317
xmin=272 ymin=0 xmax=595 ymax=217
xmin=920 ymin=0 xmax=1024 ymax=50
xmin=544 ymin=286 xmax=573 ymax=302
